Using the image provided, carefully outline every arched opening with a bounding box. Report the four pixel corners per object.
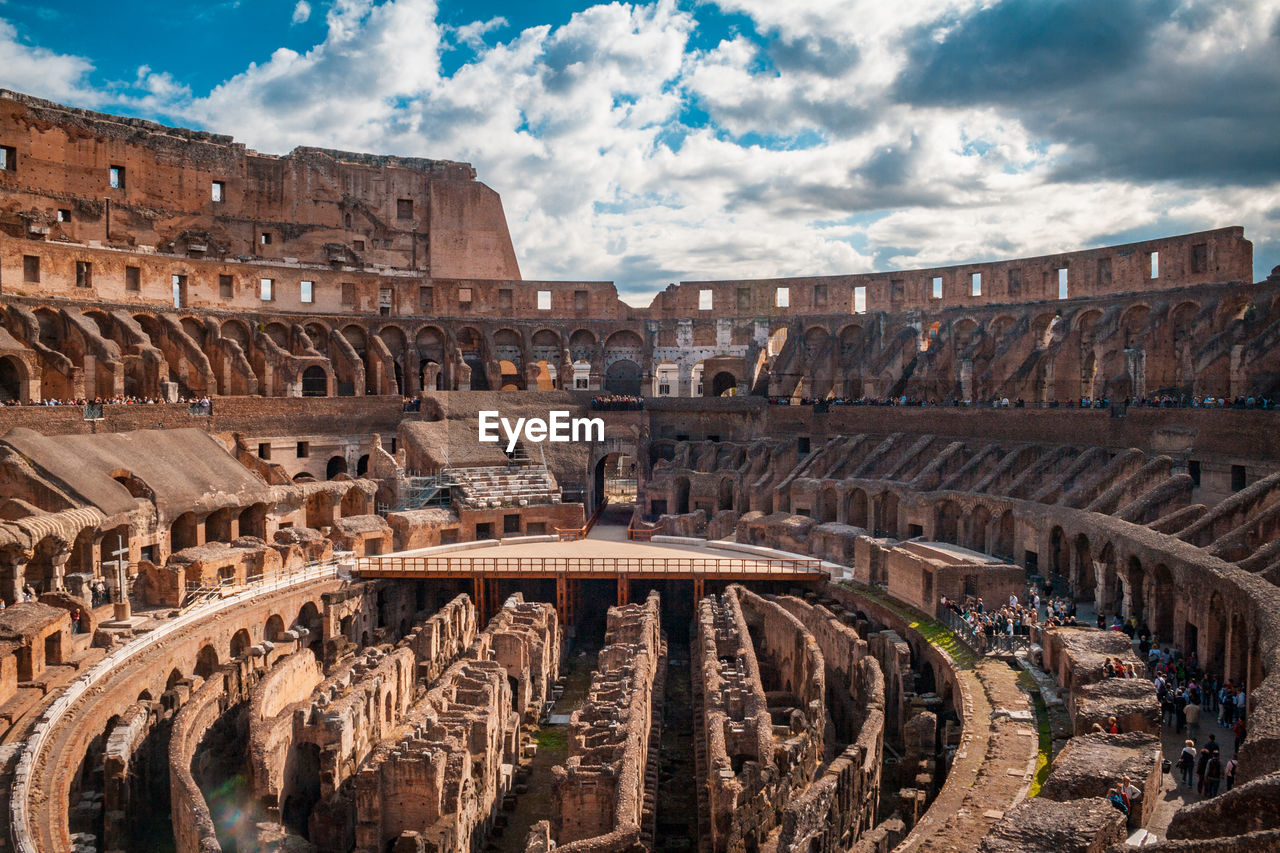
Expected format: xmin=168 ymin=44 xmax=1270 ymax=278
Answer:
xmin=0 ymin=355 xmax=25 ymax=403
xmin=166 ymin=668 xmax=185 ymax=690
xmin=879 ymin=492 xmax=900 ymax=538
xmin=719 ymin=478 xmax=735 ymax=512
xmin=238 ymin=503 xmax=267 ymax=539
xmin=935 ymin=501 xmax=961 ymax=544
xmin=819 ymin=487 xmax=838 ymax=523
xmin=301 ymin=366 xmax=327 ymax=396
xmin=845 ymin=489 xmax=868 ymax=529
xmin=1151 ymin=563 xmax=1175 ymax=642
xmin=994 ymin=511 xmax=1015 ymax=559
xmin=265 ymin=614 xmax=286 ymax=642
xmin=969 ymin=505 xmax=991 ymax=553
xmin=296 ymin=601 xmax=323 ymax=651
xmin=356 ymin=454 xmax=369 ymax=476
xmin=170 ymin=512 xmax=199 ymax=553
xmin=1125 ymin=555 xmax=1145 ymax=623
xmin=1049 ymin=526 xmax=1070 ymax=587
xmin=230 ymin=628 xmax=252 ymax=659
xmin=710 ymin=370 xmax=737 ymax=397
xmin=604 ymin=359 xmax=642 ymax=395
xmin=1073 ymin=534 xmax=1095 ymax=602
xmin=674 ymin=476 xmax=691 ymax=516
xmin=282 ymin=742 xmax=322 ymax=839
xmin=194 ymin=644 xmax=219 ymax=678
xmin=326 ymin=456 xmax=348 ymax=480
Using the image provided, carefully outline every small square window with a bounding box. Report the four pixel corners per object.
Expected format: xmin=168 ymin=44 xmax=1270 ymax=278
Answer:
xmin=56 ymin=209 xmax=71 ymax=222
xmin=419 ymin=286 xmax=434 ymax=311
xmin=126 ymin=266 xmax=141 ymax=292
xmin=775 ymin=286 xmax=790 ymax=308
xmin=296 ymin=441 xmax=310 ymax=458
xmin=459 ymin=287 xmax=472 ymax=304
xmin=23 ymin=255 xmax=39 ymax=283
xmin=971 ymin=272 xmax=981 ymax=296
xmin=300 ymin=280 xmax=314 ymax=303
xmin=109 ymin=165 xmax=125 ymax=190
xmin=538 ymin=290 xmax=551 ymax=310
xmin=212 ymin=181 xmax=225 ymax=202
xmin=260 ymin=232 xmax=272 ymax=245
xmin=75 ymin=261 xmax=92 ymax=288
xmin=853 ymin=285 xmax=867 ymax=314
xmin=260 ymin=278 xmax=274 ymax=301
xmin=699 ymin=289 xmax=713 ymax=310
xmin=0 ymin=145 xmax=15 ymax=172
xmin=397 ymin=198 xmax=414 ymax=219
xmin=1058 ymin=268 xmax=1069 ymax=299
xmin=353 ymin=239 xmax=365 ymax=252
xmin=931 ymin=276 xmax=942 ymax=299
xmin=218 ymin=274 xmax=233 ymax=298
xmin=341 ymin=282 xmax=356 ymax=305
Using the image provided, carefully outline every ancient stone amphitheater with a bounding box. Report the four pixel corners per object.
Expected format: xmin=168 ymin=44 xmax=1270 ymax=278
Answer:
xmin=0 ymin=89 xmax=1277 ymax=853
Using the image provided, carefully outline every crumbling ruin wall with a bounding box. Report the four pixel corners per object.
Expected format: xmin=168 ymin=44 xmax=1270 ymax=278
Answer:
xmin=351 ymin=594 xmax=557 ymax=853
xmin=246 ymin=646 xmax=325 ymax=808
xmin=772 ymin=595 xmax=886 ymax=852
xmin=549 ymin=590 xmax=662 ymax=852
xmin=693 ymin=586 xmax=825 ymax=853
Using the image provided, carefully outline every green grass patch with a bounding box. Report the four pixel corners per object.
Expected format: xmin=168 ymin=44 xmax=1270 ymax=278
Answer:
xmin=1016 ymin=669 xmax=1054 ymax=796
xmin=839 ymin=581 xmax=979 ymax=669
xmin=534 ymin=727 xmax=569 ymax=752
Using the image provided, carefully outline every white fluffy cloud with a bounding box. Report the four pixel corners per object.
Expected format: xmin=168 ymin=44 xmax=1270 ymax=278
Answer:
xmin=1 ymin=0 xmax=1278 ymax=303
xmin=292 ymin=1 xmax=312 ymax=25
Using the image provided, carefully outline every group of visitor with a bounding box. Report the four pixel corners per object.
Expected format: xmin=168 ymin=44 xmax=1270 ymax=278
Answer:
xmin=591 ymin=394 xmax=643 ymax=411
xmin=765 ymin=394 xmax=1274 ymax=410
xmin=2 ymin=395 xmax=212 ymax=411
xmin=939 ymin=592 xmax=1043 ymax=648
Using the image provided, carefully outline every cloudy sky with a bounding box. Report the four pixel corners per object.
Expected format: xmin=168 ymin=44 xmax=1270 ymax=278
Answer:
xmin=1 ymin=0 xmax=1278 ymax=304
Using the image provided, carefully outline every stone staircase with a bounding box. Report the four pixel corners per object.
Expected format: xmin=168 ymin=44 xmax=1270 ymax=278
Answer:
xmin=451 ymin=465 xmax=561 ymax=508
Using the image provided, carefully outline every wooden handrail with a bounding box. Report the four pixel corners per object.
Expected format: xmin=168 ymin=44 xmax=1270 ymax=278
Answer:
xmin=556 ymin=497 xmax=609 ymax=541
xmin=353 ymin=553 xmax=827 ymax=579
xmin=627 ymin=519 xmax=664 ymax=541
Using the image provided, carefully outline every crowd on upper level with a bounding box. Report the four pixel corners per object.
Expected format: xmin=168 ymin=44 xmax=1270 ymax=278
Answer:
xmin=768 ymin=394 xmax=1276 ymax=410
xmin=591 ymin=394 xmax=644 ymax=411
xmin=0 ymin=395 xmax=213 ymax=413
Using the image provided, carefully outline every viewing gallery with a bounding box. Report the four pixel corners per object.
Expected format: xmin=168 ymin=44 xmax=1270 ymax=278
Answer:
xmin=0 ymin=88 xmax=1279 ymax=853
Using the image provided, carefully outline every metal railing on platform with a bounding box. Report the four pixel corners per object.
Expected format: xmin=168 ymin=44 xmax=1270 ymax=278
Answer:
xmin=939 ymin=608 xmax=1032 ymax=656
xmin=354 ymin=553 xmax=826 ymax=579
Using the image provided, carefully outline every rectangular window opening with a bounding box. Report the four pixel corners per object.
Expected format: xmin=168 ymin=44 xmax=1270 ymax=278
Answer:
xmin=931 ymin=276 xmax=943 ymax=299
xmin=378 ymin=287 xmax=392 ymax=316
xmin=813 ymin=284 xmax=828 ymax=306
xmin=498 ymin=288 xmax=513 ymax=311
xmin=300 ymin=280 xmax=314 ymax=303
xmin=341 ymin=282 xmax=356 ymax=305
xmin=23 ymin=255 xmax=39 ymax=283
xmin=1232 ymin=464 xmax=1247 ymax=492
xmin=218 ymin=274 xmax=233 ymax=298
xmin=853 ymin=285 xmax=867 ymax=314
xmin=258 ymin=443 xmax=271 ymax=460
xmin=574 ymin=290 xmax=588 ymax=311
xmin=775 ymin=286 xmax=790 ymax=308
xmin=699 ymin=289 xmax=713 ymax=310
xmin=260 ymin=232 xmax=272 ymax=245
xmin=296 ymin=441 xmax=310 ymax=458
xmin=971 ymin=272 xmax=982 ymax=296
xmin=56 ymin=209 xmax=71 ymax=223
xmin=108 ymin=165 xmax=125 ymax=190
xmin=75 ymin=261 xmax=92 ymax=288
xmin=0 ymin=145 xmax=15 ymax=172
xmin=538 ymin=290 xmax=551 ymax=310
xmin=353 ymin=239 xmax=365 ymax=252
xmin=172 ymin=274 xmax=187 ymax=309
xmin=397 ymin=198 xmax=414 ymax=220
xmin=1188 ymin=459 xmax=1201 ymax=487
xmin=1190 ymin=243 xmax=1208 ymax=274
xmin=737 ymin=287 xmax=751 ymax=311
xmin=1149 ymin=251 xmax=1159 ymax=279
xmin=126 ymin=266 xmax=141 ymax=292
xmin=211 ymin=181 xmax=225 ymax=203
xmin=458 ymin=287 xmax=473 ymax=305
xmin=1058 ymin=267 xmax=1069 ymax=299
xmin=420 ymin=286 xmax=434 ymax=311
xmin=260 ymin=278 xmax=274 ymax=301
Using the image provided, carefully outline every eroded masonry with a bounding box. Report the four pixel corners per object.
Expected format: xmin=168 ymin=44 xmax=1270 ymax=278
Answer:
xmin=1 ymin=89 xmax=1279 ymax=853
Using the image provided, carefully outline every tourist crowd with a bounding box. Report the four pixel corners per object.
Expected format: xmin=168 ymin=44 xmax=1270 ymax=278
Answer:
xmin=768 ymin=394 xmax=1275 ymax=410
xmin=591 ymin=394 xmax=644 ymax=411
xmin=1 ymin=395 xmax=212 ymax=411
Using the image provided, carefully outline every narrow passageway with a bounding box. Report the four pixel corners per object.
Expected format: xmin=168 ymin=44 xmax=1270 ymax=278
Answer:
xmin=489 ymin=630 xmax=600 ymax=852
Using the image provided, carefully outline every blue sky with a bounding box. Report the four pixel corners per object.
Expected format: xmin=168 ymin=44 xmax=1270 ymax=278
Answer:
xmin=1 ymin=0 xmax=1277 ymax=302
